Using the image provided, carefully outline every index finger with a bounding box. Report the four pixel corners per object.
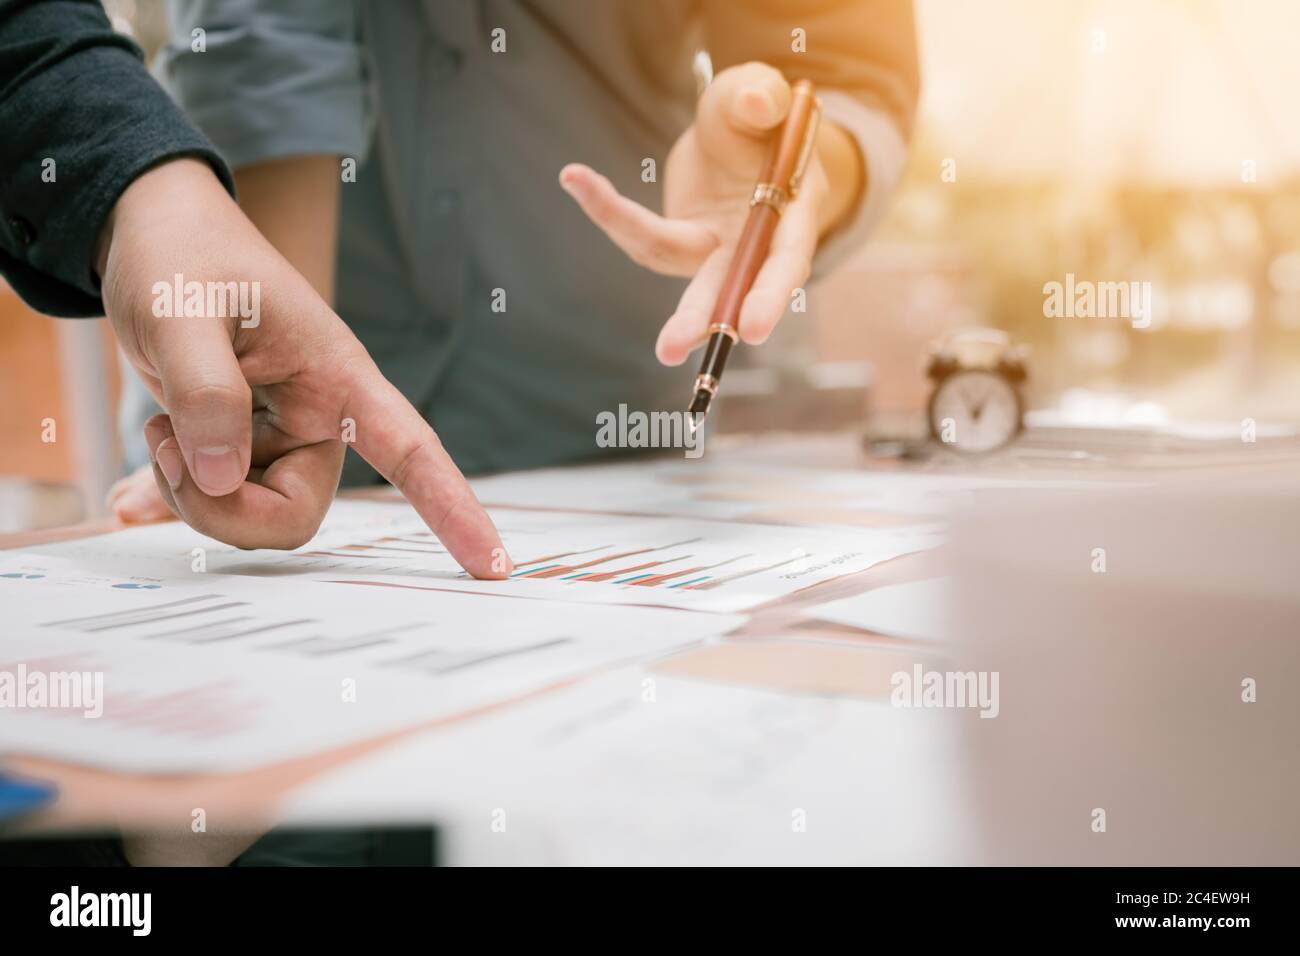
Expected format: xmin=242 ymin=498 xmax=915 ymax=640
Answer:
xmin=341 ymin=355 xmax=511 ymax=579
xmin=559 ymin=164 xmax=717 ymax=276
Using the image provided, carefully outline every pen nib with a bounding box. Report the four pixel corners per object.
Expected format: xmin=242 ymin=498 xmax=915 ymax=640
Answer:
xmin=687 ymin=390 xmax=710 ymax=431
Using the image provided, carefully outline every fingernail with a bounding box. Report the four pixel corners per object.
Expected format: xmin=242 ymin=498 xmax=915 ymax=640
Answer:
xmin=155 ymin=440 xmax=183 ymax=491
xmin=743 ymin=87 xmax=779 ymax=123
xmin=143 ymin=417 xmax=172 ymax=459
xmin=194 ymin=445 xmax=244 ymax=494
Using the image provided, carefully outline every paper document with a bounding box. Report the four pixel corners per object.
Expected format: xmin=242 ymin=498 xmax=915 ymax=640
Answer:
xmin=809 ymin=578 xmax=953 ymax=642
xmin=0 ymin=549 xmax=737 ymax=771
xmin=17 ymin=500 xmax=938 ymax=614
xmin=317 ymin=508 xmax=937 ymax=612
xmin=471 ymin=458 xmax=1102 ymax=525
xmin=0 ymin=469 xmax=946 ymax=770
xmin=283 ymin=668 xmax=972 ymax=865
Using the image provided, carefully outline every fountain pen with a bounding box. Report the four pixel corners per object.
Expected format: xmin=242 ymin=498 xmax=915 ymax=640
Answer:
xmin=687 ymin=78 xmax=822 ymax=426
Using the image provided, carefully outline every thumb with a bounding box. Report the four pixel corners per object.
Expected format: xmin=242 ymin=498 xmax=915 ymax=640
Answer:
xmin=144 ymin=314 xmax=252 ymax=497
xmin=701 ymin=62 xmax=792 ymax=142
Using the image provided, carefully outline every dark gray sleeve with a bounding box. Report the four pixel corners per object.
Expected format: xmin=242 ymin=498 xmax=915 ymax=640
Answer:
xmin=0 ymin=0 xmax=235 ymax=318
xmin=156 ymin=0 xmax=370 ymax=170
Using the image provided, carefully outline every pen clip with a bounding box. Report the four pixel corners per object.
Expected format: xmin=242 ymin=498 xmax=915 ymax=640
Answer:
xmin=788 ymin=97 xmax=822 ymax=199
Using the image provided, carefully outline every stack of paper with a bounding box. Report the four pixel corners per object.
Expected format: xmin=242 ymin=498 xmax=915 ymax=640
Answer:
xmin=808 ymin=579 xmax=953 ymax=642
xmin=0 ymin=458 xmax=969 ymax=773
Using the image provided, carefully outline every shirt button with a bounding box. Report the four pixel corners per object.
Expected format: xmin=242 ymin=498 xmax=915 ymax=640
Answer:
xmin=7 ymin=215 xmax=34 ymax=246
xmin=437 ymin=47 xmax=463 ymax=75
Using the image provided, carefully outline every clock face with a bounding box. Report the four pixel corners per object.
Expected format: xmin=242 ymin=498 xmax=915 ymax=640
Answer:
xmin=929 ymin=370 xmax=1021 ymax=453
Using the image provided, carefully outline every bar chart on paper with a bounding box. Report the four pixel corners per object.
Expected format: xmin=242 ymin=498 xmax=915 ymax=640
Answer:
xmin=0 ymin=467 xmax=943 ymax=771
xmin=0 ymin=555 xmax=733 ymax=771
xmin=508 ymin=540 xmax=801 ymax=591
xmin=288 ymin=504 xmax=943 ymax=612
xmin=15 ymin=500 xmax=943 ymax=614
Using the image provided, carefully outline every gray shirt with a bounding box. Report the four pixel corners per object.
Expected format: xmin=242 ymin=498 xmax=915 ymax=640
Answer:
xmin=122 ymin=0 xmax=917 ymax=480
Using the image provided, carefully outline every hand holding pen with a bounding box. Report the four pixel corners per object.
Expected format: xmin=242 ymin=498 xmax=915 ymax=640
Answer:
xmin=560 ymin=62 xmax=863 ymax=377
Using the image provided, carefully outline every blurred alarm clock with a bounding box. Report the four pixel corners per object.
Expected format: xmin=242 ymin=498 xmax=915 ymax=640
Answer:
xmin=925 ymin=329 xmax=1028 ymax=453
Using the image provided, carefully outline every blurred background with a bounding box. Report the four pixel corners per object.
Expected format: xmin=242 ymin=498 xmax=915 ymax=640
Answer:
xmin=5 ymin=0 xmax=1300 ymax=530
xmin=817 ymin=0 xmax=1300 ymax=426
